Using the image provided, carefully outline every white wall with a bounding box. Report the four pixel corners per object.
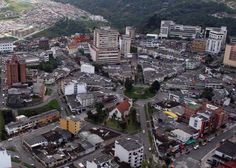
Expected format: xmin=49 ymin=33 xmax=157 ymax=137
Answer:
xmin=81 ymin=64 xmax=95 ymax=74
xmin=0 ymin=149 xmax=12 ymax=168
xmin=189 ymin=117 xmax=202 ymax=130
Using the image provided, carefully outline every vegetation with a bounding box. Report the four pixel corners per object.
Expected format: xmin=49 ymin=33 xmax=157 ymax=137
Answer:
xmin=45 ymin=88 xmax=53 ymax=95
xmin=18 ymin=99 xmax=60 ymax=117
xmin=149 ymin=81 xmax=161 ymax=94
xmin=200 ymin=87 xmax=214 ymax=101
xmin=39 ymin=55 xmax=60 ymax=73
xmin=0 ymin=110 xmax=14 ymax=140
xmin=6 ymin=146 xmax=17 ymax=152
xmin=5 ymin=0 xmax=33 ymax=12
xmin=141 ymin=160 xmax=167 ymax=168
xmin=11 ymin=157 xmax=21 ymax=163
xmin=106 ymin=107 xmax=141 ymax=134
xmin=125 ymin=87 xmax=156 ymax=99
xmin=0 ymin=111 xmax=5 ymax=140
xmin=33 ymin=19 xmax=108 ymax=39
xmin=55 ymin=0 xmax=236 ymax=35
xmin=124 ymin=78 xmax=133 ymax=92
xmin=87 ymin=103 xmax=107 ymax=124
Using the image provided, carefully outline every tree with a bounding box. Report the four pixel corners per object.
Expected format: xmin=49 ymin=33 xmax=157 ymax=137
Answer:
xmin=149 ymin=81 xmax=161 ymax=93
xmin=200 ymin=87 xmax=214 ymax=101
xmin=125 ymin=78 xmax=133 ymax=92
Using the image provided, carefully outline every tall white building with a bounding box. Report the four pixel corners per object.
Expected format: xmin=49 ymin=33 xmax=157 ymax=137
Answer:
xmin=0 ymin=39 xmax=15 ymax=53
xmin=90 ymin=27 xmax=120 ymax=64
xmin=119 ymin=35 xmax=131 ymax=57
xmin=125 ymin=26 xmax=136 ymax=39
xmin=114 ymin=138 xmax=144 ymax=167
xmin=205 ymin=26 xmax=227 ymax=54
xmin=63 ymin=81 xmax=87 ymax=95
xmin=86 ymin=153 xmax=118 ymax=168
xmin=0 ymin=147 xmax=12 ymax=168
xmin=81 ymin=63 xmax=95 ymax=74
xmin=159 ymin=20 xmax=201 ymax=39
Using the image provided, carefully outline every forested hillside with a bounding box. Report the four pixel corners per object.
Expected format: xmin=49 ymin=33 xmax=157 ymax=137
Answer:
xmin=54 ymin=0 xmax=236 ymax=35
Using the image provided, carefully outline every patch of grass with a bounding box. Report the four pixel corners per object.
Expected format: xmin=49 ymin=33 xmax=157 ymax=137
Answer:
xmin=7 ymin=146 xmax=17 ymax=152
xmin=5 ymin=0 xmax=32 ymax=12
xmin=18 ymin=99 xmax=60 ymax=117
xmin=23 ymin=162 xmax=34 ymax=168
xmin=106 ymin=119 xmax=140 ymax=134
xmin=125 ymin=87 xmax=155 ymax=99
xmin=11 ymin=157 xmax=21 ymax=163
xmin=148 ymin=130 xmax=153 ymax=144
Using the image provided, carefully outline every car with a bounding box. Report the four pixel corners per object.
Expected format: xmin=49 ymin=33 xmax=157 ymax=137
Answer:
xmin=14 ymin=155 xmax=20 ymax=159
xmin=194 ymin=145 xmax=199 ymax=150
xmin=7 ymin=138 xmax=13 ymax=142
xmin=185 ymin=150 xmax=190 ymax=154
xmin=208 ymin=137 xmax=214 ymax=142
xmin=148 ymin=147 xmax=152 ymax=151
xmin=221 ymin=139 xmax=226 ymax=143
xmin=142 ymin=130 xmax=146 ymax=134
xmin=202 ymin=142 xmax=207 ymax=146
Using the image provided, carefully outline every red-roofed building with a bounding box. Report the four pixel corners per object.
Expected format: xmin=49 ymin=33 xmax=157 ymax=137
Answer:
xmin=109 ymin=99 xmax=132 ymax=120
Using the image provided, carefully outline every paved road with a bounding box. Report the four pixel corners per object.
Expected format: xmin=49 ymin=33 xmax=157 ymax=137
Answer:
xmin=0 ymin=123 xmax=57 ymax=167
xmin=175 ymin=124 xmax=236 ymax=167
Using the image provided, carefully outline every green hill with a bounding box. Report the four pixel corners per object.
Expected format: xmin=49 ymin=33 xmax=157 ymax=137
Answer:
xmin=54 ymin=0 xmax=236 ymax=35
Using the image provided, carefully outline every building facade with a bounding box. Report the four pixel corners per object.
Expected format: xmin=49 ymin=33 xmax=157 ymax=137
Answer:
xmin=90 ymin=27 xmax=120 ymax=64
xmin=60 ymin=116 xmax=81 ymax=134
xmin=191 ymin=39 xmax=206 ymax=53
xmin=159 ymin=20 xmax=201 ymax=39
xmin=114 ymin=138 xmax=144 ymax=167
xmin=6 ymin=55 xmax=27 ymax=88
xmin=0 ymin=148 xmax=11 ymax=168
xmin=223 ymin=44 xmax=236 ymax=68
xmin=125 ymin=26 xmax=136 ymax=39
xmin=206 ymin=27 xmax=227 ymax=54
xmin=0 ymin=40 xmax=14 ymax=53
xmin=119 ymin=35 xmax=131 ymax=57
xmin=81 ymin=63 xmax=95 ymax=74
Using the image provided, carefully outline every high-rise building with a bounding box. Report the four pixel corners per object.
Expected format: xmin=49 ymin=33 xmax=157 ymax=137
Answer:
xmin=205 ymin=26 xmax=227 ymax=54
xmin=114 ymin=138 xmax=144 ymax=167
xmin=125 ymin=26 xmax=136 ymax=39
xmin=159 ymin=20 xmax=201 ymax=39
xmin=119 ymin=35 xmax=131 ymax=57
xmin=60 ymin=116 xmax=81 ymax=134
xmin=6 ymin=55 xmax=27 ymax=88
xmin=90 ymin=27 xmax=120 ymax=64
xmin=223 ymin=44 xmax=236 ymax=68
xmin=191 ymin=39 xmax=207 ymax=53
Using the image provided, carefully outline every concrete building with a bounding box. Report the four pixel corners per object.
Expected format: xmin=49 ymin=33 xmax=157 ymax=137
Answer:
xmin=185 ymin=59 xmax=200 ymax=70
xmin=119 ymin=35 xmax=131 ymax=57
xmin=6 ymin=55 xmax=27 ymax=88
xmin=60 ymin=116 xmax=81 ymax=134
xmin=191 ymin=39 xmax=206 ymax=53
xmin=0 ymin=148 xmax=11 ymax=168
xmin=114 ymin=138 xmax=144 ymax=167
xmin=90 ymin=27 xmax=120 ymax=64
xmin=159 ymin=20 xmax=201 ymax=39
xmin=206 ymin=26 xmax=227 ymax=54
xmin=5 ymin=110 xmax=60 ymax=135
xmin=76 ymin=93 xmax=95 ymax=107
xmin=81 ymin=63 xmax=95 ymax=74
xmin=125 ymin=26 xmax=136 ymax=39
xmin=63 ymin=81 xmax=87 ymax=96
xmin=223 ymin=44 xmax=236 ymax=68
xmin=109 ymin=99 xmax=132 ymax=121
xmin=0 ymin=39 xmax=15 ymax=53
xmin=86 ymin=153 xmax=118 ymax=168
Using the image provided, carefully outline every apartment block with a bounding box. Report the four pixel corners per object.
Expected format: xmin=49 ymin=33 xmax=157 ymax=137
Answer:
xmin=159 ymin=20 xmax=201 ymax=39
xmin=60 ymin=116 xmax=81 ymax=134
xmin=114 ymin=138 xmax=144 ymax=167
xmin=90 ymin=27 xmax=120 ymax=64
xmin=223 ymin=44 xmax=236 ymax=68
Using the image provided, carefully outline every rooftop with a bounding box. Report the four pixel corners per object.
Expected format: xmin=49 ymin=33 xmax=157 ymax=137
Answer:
xmin=216 ymin=140 xmax=236 ymax=158
xmin=116 ymin=138 xmax=143 ymax=151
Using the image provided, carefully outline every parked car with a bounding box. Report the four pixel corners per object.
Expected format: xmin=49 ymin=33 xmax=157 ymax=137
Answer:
xmin=194 ymin=145 xmax=199 ymax=150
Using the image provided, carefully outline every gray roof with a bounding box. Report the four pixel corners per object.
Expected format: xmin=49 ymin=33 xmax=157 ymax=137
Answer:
xmin=116 ymin=138 xmax=143 ymax=151
xmin=216 ymin=141 xmax=236 ymax=157
xmin=24 ymin=135 xmax=47 ymax=146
